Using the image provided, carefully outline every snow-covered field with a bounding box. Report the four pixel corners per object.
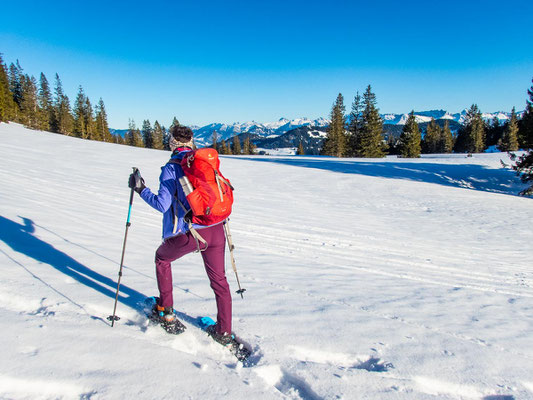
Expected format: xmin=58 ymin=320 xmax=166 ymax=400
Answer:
xmin=1 ymin=122 xmax=532 ymax=400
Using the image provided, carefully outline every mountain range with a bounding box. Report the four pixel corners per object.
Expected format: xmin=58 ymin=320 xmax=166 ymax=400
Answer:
xmin=110 ymin=109 xmax=518 ymax=149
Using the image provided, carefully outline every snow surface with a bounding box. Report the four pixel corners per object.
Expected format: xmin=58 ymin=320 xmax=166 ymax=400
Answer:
xmin=1 ymin=122 xmax=532 ymax=400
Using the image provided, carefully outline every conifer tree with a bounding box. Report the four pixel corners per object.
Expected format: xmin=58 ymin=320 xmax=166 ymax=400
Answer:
xmin=38 ymin=73 xmax=53 ymax=131
xmin=126 ymin=119 xmax=144 ymax=147
xmin=20 ymin=75 xmax=40 ymax=129
xmin=423 ymin=118 xmax=441 ymax=154
xmin=233 ymin=135 xmax=242 ymax=155
xmin=95 ymin=98 xmax=112 ymax=142
xmin=486 ymin=116 xmax=504 ymax=148
xmin=440 ymin=120 xmax=454 ymax=153
xmin=85 ymin=97 xmax=96 ymax=140
xmin=358 ymin=85 xmax=385 ymax=158
xmin=398 ymin=111 xmax=421 ymax=158
xmin=0 ymin=54 xmax=16 ymax=122
xmin=212 ymin=131 xmax=218 ymax=149
xmin=347 ymin=91 xmax=363 ymax=157
xmin=297 ymin=140 xmax=305 ymax=155
xmin=8 ymin=61 xmax=24 ymax=114
xmin=456 ymin=104 xmax=485 ymax=153
xmin=219 ymin=139 xmax=229 ymax=154
xmin=500 ymin=107 xmax=519 ymax=151
xmin=321 ymin=93 xmax=347 ymax=157
xmin=52 ymin=74 xmax=73 ymax=135
xmin=73 ymin=86 xmax=87 ymax=138
xmin=242 ymin=135 xmax=252 ymax=155
xmin=152 ymin=120 xmax=165 ymax=149
xmin=142 ymin=119 xmax=153 ymax=148
xmin=519 ymin=78 xmax=533 ymax=149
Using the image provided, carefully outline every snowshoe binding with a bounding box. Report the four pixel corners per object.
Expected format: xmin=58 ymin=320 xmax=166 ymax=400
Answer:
xmin=205 ymin=323 xmax=251 ymax=362
xmin=146 ymin=297 xmax=186 ymax=335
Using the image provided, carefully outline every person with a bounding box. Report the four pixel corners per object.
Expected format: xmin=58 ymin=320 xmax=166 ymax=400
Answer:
xmin=128 ymin=125 xmax=233 ymax=343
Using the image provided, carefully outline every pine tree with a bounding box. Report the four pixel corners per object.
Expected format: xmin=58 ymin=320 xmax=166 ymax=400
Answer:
xmin=212 ymin=131 xmax=218 ymax=149
xmin=52 ymin=74 xmax=73 ymax=135
xmin=398 ymin=111 xmax=421 ymax=158
xmin=38 ymin=73 xmax=53 ymax=131
xmin=242 ymin=135 xmax=252 ymax=155
xmin=126 ymin=119 xmax=144 ymax=147
xmin=321 ymin=93 xmax=347 ymax=157
xmin=519 ymin=78 xmax=533 ymax=149
xmin=219 ymin=139 xmax=229 ymax=154
xmin=232 ymin=135 xmax=242 ymax=155
xmin=297 ymin=140 xmax=305 ymax=155
xmin=500 ymin=107 xmax=519 ymax=151
xmin=142 ymin=119 xmax=153 ymax=148
xmin=20 ymin=75 xmax=40 ymax=129
xmin=456 ymin=104 xmax=485 ymax=153
xmin=347 ymin=91 xmax=363 ymax=157
xmin=8 ymin=61 xmax=24 ymax=115
xmin=422 ymin=118 xmax=441 ymax=154
xmin=486 ymin=116 xmax=504 ymax=148
xmin=84 ymin=97 xmax=96 ymax=140
xmin=95 ymin=98 xmax=112 ymax=142
xmin=0 ymin=54 xmax=16 ymax=122
xmin=358 ymin=85 xmax=385 ymax=158
xmin=73 ymin=86 xmax=87 ymax=138
xmin=152 ymin=120 xmax=165 ymax=149
xmin=440 ymin=120 xmax=454 ymax=153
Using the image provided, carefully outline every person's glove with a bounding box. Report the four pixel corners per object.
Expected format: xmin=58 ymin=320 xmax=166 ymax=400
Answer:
xmin=128 ymin=169 xmax=146 ymax=194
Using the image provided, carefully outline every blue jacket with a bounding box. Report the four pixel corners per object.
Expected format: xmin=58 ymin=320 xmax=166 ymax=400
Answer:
xmin=140 ymin=149 xmax=197 ymax=239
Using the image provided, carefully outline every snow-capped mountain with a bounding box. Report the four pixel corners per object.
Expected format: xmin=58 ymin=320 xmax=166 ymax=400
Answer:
xmin=192 ymin=117 xmax=329 ymax=146
xmin=190 ymin=110 xmax=517 ymax=146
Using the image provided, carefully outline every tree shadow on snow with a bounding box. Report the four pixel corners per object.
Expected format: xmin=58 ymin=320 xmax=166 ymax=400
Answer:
xmin=0 ymin=215 xmax=147 ymax=322
xmin=234 ymin=156 xmax=525 ymax=196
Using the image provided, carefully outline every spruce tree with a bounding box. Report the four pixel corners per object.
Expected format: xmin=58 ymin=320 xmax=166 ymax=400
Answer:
xmin=8 ymin=61 xmax=24 ymax=114
xmin=440 ymin=120 xmax=454 ymax=153
xmin=422 ymin=118 xmax=441 ymax=154
xmin=297 ymin=140 xmax=305 ymax=155
xmin=84 ymin=97 xmax=96 ymax=140
xmin=358 ymin=85 xmax=385 ymax=158
xmin=95 ymin=98 xmax=112 ymax=142
xmin=518 ymin=78 xmax=533 ymax=149
xmin=126 ymin=119 xmax=144 ymax=147
xmin=220 ymin=139 xmax=229 ymax=154
xmin=162 ymin=125 xmax=170 ymax=150
xmin=0 ymin=54 xmax=16 ymax=122
xmin=212 ymin=131 xmax=218 ymax=149
xmin=242 ymin=135 xmax=252 ymax=155
xmin=348 ymin=91 xmax=363 ymax=157
xmin=20 ymin=75 xmax=40 ymax=129
xmin=456 ymin=104 xmax=485 ymax=153
xmin=142 ymin=119 xmax=153 ymax=148
xmin=73 ymin=86 xmax=87 ymax=138
xmin=321 ymin=93 xmax=347 ymax=157
xmin=152 ymin=120 xmax=165 ymax=149
xmin=500 ymin=107 xmax=519 ymax=151
xmin=52 ymin=74 xmax=73 ymax=135
xmin=398 ymin=111 xmax=421 ymax=158
xmin=38 ymin=73 xmax=53 ymax=131
xmin=233 ymin=135 xmax=242 ymax=154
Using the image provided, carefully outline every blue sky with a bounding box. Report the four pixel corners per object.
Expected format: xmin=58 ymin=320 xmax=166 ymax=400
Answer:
xmin=1 ymin=0 xmax=532 ymax=128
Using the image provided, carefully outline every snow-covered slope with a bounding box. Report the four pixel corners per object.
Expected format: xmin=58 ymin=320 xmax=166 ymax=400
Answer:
xmin=1 ymin=122 xmax=532 ymax=399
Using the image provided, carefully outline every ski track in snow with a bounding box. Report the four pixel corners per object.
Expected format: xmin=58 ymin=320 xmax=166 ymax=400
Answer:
xmin=1 ymin=123 xmax=532 ymax=400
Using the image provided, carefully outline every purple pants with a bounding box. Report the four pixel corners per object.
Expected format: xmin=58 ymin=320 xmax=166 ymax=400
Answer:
xmin=155 ymin=224 xmax=232 ymax=334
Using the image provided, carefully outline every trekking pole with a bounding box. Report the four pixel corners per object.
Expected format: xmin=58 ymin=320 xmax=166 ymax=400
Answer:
xmin=108 ymin=167 xmax=138 ymax=326
xmin=223 ymin=219 xmax=246 ymax=299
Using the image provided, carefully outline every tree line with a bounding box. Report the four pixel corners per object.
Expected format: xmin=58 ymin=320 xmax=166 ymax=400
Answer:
xmin=321 ymin=82 xmax=533 ymax=159
xmin=211 ymin=131 xmax=256 ymax=155
xmin=0 ymin=55 xmax=116 ymax=142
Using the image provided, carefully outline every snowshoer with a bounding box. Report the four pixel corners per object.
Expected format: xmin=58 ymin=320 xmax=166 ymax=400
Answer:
xmin=128 ymin=125 xmax=233 ymax=341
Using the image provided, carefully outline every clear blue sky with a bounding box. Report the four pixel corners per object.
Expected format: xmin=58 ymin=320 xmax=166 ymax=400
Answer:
xmin=1 ymin=0 xmax=532 ymax=128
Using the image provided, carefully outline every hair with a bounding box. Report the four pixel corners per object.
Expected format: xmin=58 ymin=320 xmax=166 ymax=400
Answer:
xmin=170 ymin=125 xmax=194 ymax=141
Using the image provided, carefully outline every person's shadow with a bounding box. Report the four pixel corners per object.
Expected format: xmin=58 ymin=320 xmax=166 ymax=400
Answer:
xmin=0 ymin=215 xmax=147 ymax=321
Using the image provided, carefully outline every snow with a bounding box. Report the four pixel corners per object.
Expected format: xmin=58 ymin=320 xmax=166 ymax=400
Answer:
xmin=1 ymin=122 xmax=532 ymax=399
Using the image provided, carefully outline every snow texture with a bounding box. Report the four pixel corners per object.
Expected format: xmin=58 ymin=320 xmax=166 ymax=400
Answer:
xmin=1 ymin=122 xmax=532 ymax=399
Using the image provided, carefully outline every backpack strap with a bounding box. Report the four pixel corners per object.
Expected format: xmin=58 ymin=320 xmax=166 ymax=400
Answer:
xmin=168 ymin=157 xmax=207 ymax=252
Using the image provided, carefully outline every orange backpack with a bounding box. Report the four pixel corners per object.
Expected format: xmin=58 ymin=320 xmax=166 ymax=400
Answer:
xmin=179 ymin=148 xmax=234 ymax=226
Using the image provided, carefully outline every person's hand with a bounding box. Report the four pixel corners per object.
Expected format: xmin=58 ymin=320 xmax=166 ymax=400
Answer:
xmin=128 ymin=170 xmax=146 ymax=194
